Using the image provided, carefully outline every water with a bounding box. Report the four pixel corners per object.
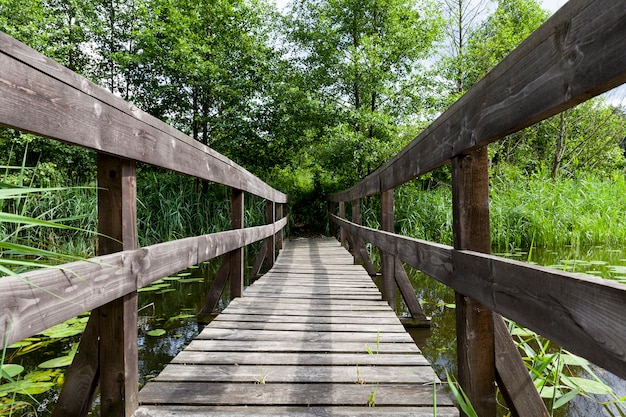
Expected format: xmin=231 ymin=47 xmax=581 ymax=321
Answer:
xmin=406 ymin=245 xmax=626 ymax=417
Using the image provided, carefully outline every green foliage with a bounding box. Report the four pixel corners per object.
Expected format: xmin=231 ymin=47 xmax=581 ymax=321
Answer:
xmin=284 ymin=0 xmax=444 ymax=183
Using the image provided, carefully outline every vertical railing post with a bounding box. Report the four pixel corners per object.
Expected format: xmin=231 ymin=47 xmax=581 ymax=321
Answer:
xmin=339 ymin=201 xmax=346 ymax=247
xmin=351 ymin=198 xmax=363 ymax=265
xmin=329 ymin=201 xmax=338 ymax=238
xmin=275 ymin=203 xmax=284 ymax=251
xmin=266 ymin=200 xmax=276 ymax=268
xmin=230 ymin=189 xmax=244 ymax=299
xmin=52 ymin=161 xmax=139 ymax=417
xmin=452 ymin=148 xmax=496 ymax=417
xmin=97 ymin=155 xmax=138 ymax=417
xmin=380 ymin=189 xmax=396 ymax=309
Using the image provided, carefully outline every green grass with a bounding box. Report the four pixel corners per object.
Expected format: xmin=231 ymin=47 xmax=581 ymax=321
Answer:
xmin=392 ymin=172 xmax=626 ymax=250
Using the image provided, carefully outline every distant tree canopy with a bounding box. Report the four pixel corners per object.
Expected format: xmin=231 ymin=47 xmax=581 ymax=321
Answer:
xmin=0 ymin=0 xmax=624 ymax=192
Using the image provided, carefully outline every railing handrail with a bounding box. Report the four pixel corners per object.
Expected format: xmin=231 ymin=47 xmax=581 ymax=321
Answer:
xmin=0 ymin=32 xmax=287 ymax=204
xmin=329 ymin=0 xmax=626 ymax=203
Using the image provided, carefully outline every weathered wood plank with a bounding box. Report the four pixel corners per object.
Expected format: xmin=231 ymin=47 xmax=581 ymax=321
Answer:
xmin=0 ymin=33 xmax=287 ymax=203
xmin=206 ymin=320 xmax=404 ymax=332
xmin=328 ymin=0 xmax=626 ymax=202
xmin=139 ymin=383 xmax=452 ymax=406
xmin=171 ymin=351 xmax=429 ymax=366
xmin=153 ymin=364 xmax=435 ymax=383
xmin=220 ymin=308 xmax=398 ymax=318
xmin=133 ymin=405 xmax=459 ymax=417
xmin=195 ymin=328 xmax=415 ymax=343
xmin=185 ymin=340 xmax=420 ymax=353
xmin=0 ymin=218 xmax=287 ymax=347
xmin=212 ymin=314 xmax=403 ymax=326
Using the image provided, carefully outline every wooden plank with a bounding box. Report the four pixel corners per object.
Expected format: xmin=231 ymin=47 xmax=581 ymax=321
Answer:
xmin=452 ymin=148 xmax=496 ymax=417
xmin=185 ymin=340 xmax=420 ymax=353
xmin=206 ymin=320 xmax=404 ymax=333
xmin=153 ymin=364 xmax=435 ymax=383
xmin=195 ymin=328 xmax=415 ymax=343
xmin=328 ymin=0 xmax=626 ymax=202
xmin=0 ymin=218 xmax=287 ymax=347
xmin=219 ymin=308 xmax=398 ymax=318
xmin=139 ymin=383 xmax=452 ymax=406
xmin=171 ymin=351 xmax=429 ymax=366
xmin=133 ymin=405 xmax=459 ymax=417
xmin=0 ymin=33 xmax=287 ymax=203
xmin=211 ymin=314 xmax=403 ymax=326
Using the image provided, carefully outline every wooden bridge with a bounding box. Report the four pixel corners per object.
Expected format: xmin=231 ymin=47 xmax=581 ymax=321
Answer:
xmin=135 ymin=238 xmax=456 ymax=416
xmin=1 ymin=0 xmax=626 ymax=416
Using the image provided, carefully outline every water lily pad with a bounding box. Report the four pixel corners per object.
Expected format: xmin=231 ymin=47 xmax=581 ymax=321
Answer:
xmin=0 ymin=380 xmax=55 ymax=395
xmin=156 ymin=288 xmax=176 ymax=294
xmin=1 ymin=364 xmax=24 ymax=380
xmin=163 ymin=276 xmax=181 ymax=281
xmin=176 ymin=272 xmax=192 ymax=277
xmin=7 ymin=340 xmax=32 ymax=349
xmin=179 ymin=278 xmax=204 ymax=283
xmin=146 ymin=329 xmax=166 ymax=337
xmin=39 ymin=355 xmax=73 ymax=369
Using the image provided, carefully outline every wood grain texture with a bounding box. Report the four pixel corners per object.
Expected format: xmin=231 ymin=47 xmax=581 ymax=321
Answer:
xmin=0 ymin=33 xmax=287 ymax=203
xmin=133 ymin=405 xmax=459 ymax=417
xmin=138 ymin=238 xmax=453 ymax=414
xmin=328 ymin=0 xmax=626 ymax=202
xmin=494 ymin=315 xmax=549 ymax=417
xmin=452 ymin=149 xmax=496 ymax=417
xmin=0 ymin=218 xmax=287 ymax=347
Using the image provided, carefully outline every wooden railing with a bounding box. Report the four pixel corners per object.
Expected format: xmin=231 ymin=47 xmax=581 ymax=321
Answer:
xmin=329 ymin=0 xmax=626 ymax=416
xmin=0 ymin=31 xmax=287 ymax=416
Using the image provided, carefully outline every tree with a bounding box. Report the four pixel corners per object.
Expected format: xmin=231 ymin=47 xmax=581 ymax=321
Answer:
xmin=284 ymin=0 xmax=444 ymax=184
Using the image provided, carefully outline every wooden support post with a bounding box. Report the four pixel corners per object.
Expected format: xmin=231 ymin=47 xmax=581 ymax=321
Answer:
xmin=198 ymin=258 xmax=231 ymax=320
xmin=266 ymin=201 xmax=275 ymax=268
xmin=351 ymin=199 xmax=364 ymax=265
xmin=97 ymin=155 xmax=138 ymax=417
xmin=381 ymin=189 xmax=396 ymax=309
xmin=55 ymin=155 xmax=138 ymax=417
xmin=275 ymin=203 xmax=284 ymax=251
xmin=494 ymin=315 xmax=550 ymax=417
xmin=230 ymin=189 xmax=244 ymax=299
xmin=339 ymin=201 xmax=346 ymax=247
xmin=329 ymin=201 xmax=338 ymax=237
xmin=452 ymin=148 xmax=496 ymax=417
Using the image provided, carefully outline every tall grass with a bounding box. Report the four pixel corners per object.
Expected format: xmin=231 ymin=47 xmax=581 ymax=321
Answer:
xmin=393 ymin=172 xmax=626 ymax=250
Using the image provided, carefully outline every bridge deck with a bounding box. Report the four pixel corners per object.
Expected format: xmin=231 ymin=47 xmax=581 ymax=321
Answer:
xmin=134 ymin=237 xmax=457 ymax=416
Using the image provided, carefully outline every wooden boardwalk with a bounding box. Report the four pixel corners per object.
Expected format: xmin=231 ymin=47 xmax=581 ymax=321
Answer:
xmin=134 ymin=238 xmax=457 ymax=416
